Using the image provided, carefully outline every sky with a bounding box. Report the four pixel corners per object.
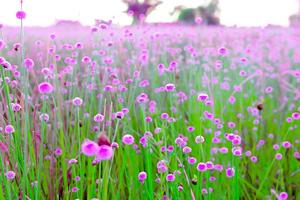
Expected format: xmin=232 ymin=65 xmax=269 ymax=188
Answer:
xmin=0 ymin=0 xmax=299 ymax=27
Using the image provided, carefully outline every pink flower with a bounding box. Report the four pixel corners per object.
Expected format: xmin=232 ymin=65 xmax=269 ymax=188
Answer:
xmin=94 ymin=113 xmax=104 ymax=122
xmin=197 ymin=93 xmax=209 ymax=102
xmin=5 ymin=171 xmax=15 ymax=180
xmin=72 ymin=97 xmax=83 ymax=106
xmin=96 ymin=145 xmax=113 ymax=160
xmin=226 ymin=167 xmax=235 ymax=177
xmin=122 ymin=134 xmax=134 ymax=145
xmin=16 ymin=11 xmax=26 ymax=19
xmin=166 ymin=174 xmax=175 ymax=182
xmin=81 ymin=139 xmax=99 ymax=156
xmin=38 ymin=82 xmax=54 ymax=94
xmin=24 ymin=58 xmax=34 ymax=69
xmin=138 ymin=171 xmax=147 ymax=183
xmin=4 ymin=124 xmax=15 ymax=134
xmin=165 ymin=83 xmax=175 ymax=92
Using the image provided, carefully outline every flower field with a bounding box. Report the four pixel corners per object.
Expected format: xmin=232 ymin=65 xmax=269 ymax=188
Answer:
xmin=0 ymin=20 xmax=300 ymax=199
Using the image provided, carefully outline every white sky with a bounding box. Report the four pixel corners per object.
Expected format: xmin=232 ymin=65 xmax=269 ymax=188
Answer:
xmin=0 ymin=0 xmax=299 ymax=27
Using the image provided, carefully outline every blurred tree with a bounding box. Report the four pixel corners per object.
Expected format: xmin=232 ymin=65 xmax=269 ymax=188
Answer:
xmin=174 ymin=0 xmax=220 ymax=25
xmin=289 ymin=0 xmax=300 ymax=26
xmin=123 ymin=0 xmax=162 ymax=24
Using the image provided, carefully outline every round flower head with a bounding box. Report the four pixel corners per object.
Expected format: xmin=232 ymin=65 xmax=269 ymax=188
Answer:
xmin=4 ymin=124 xmax=15 ymax=134
xmin=16 ymin=11 xmax=26 ymax=19
xmin=282 ymin=141 xmax=291 ymax=149
xmin=38 ymin=82 xmax=54 ymax=94
xmin=226 ymin=167 xmax=235 ymax=177
xmin=96 ymin=145 xmax=113 ymax=160
xmin=275 ymin=153 xmax=282 ymax=160
xmin=122 ymin=134 xmax=134 ymax=145
xmin=81 ymin=139 xmax=99 ymax=157
xmin=279 ymin=192 xmax=288 ymax=200
xmin=138 ymin=171 xmax=147 ymax=183
xmin=197 ymin=162 xmax=206 ymax=172
xmin=218 ymin=47 xmax=228 ymax=56
xmin=72 ymin=97 xmax=83 ymax=106
xmin=197 ymin=93 xmax=208 ymax=102
xmin=187 ymin=157 xmax=197 ymax=165
xmin=94 ymin=113 xmax=104 ymax=122
xmin=165 ymin=83 xmax=175 ymax=92
xmin=24 ymin=58 xmax=34 ymax=69
xmin=292 ymin=112 xmax=300 ymax=120
xmin=166 ymin=174 xmax=175 ymax=182
xmin=5 ymin=171 xmax=15 ymax=180
xmin=54 ymin=147 xmax=62 ymax=156
xmin=195 ymin=135 xmax=205 ymax=144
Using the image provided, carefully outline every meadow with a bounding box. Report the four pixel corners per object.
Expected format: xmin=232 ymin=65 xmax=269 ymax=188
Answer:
xmin=0 ymin=20 xmax=300 ymax=199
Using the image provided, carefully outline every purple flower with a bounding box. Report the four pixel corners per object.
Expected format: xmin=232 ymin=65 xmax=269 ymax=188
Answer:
xmin=5 ymin=171 xmax=15 ymax=180
xmin=96 ymin=145 xmax=113 ymax=160
xmin=138 ymin=171 xmax=147 ymax=183
xmin=4 ymin=124 xmax=15 ymax=134
xmin=16 ymin=11 xmax=26 ymax=19
xmin=122 ymin=134 xmax=134 ymax=145
xmin=81 ymin=139 xmax=99 ymax=156
xmin=166 ymin=174 xmax=175 ymax=182
xmin=38 ymin=82 xmax=53 ymax=94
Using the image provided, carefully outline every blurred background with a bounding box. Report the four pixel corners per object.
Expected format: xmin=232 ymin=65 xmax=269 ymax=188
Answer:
xmin=0 ymin=0 xmax=300 ymax=27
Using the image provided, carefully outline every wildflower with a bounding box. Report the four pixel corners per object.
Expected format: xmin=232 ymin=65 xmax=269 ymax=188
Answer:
xmin=138 ymin=171 xmax=147 ymax=183
xmin=71 ymin=187 xmax=79 ymax=193
xmin=72 ymin=97 xmax=83 ymax=106
xmin=166 ymin=174 xmax=175 ymax=182
xmin=5 ymin=171 xmax=15 ymax=180
xmin=38 ymin=82 xmax=54 ymax=94
xmin=225 ymin=167 xmax=235 ymax=177
xmin=183 ymin=146 xmax=192 ymax=154
xmin=197 ymin=93 xmax=208 ymax=102
xmin=275 ymin=153 xmax=282 ymax=160
xmin=282 ymin=141 xmax=291 ymax=149
xmin=96 ymin=145 xmax=113 ymax=160
xmin=187 ymin=157 xmax=197 ymax=165
xmin=54 ymin=147 xmax=62 ymax=156
xmin=81 ymin=139 xmax=99 ymax=156
xmin=197 ymin=162 xmax=206 ymax=172
xmin=16 ymin=11 xmax=26 ymax=19
xmin=279 ymin=192 xmax=288 ymax=200
xmin=195 ymin=135 xmax=205 ymax=144
xmin=4 ymin=124 xmax=15 ymax=134
xmin=165 ymin=83 xmax=175 ymax=92
xmin=122 ymin=134 xmax=134 ymax=145
xmin=94 ymin=113 xmax=104 ymax=122
xmin=24 ymin=58 xmax=34 ymax=69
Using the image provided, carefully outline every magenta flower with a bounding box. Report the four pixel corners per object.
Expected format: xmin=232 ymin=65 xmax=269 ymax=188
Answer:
xmin=96 ymin=145 xmax=113 ymax=160
xmin=197 ymin=162 xmax=206 ymax=172
xmin=279 ymin=192 xmax=288 ymax=200
xmin=54 ymin=147 xmax=62 ymax=156
xmin=94 ymin=113 xmax=104 ymax=122
xmin=197 ymin=93 xmax=209 ymax=102
xmin=226 ymin=167 xmax=235 ymax=177
xmin=138 ymin=171 xmax=147 ymax=183
xmin=5 ymin=171 xmax=15 ymax=180
xmin=81 ymin=139 xmax=99 ymax=157
xmin=165 ymin=83 xmax=175 ymax=92
xmin=4 ymin=124 xmax=15 ymax=134
xmin=292 ymin=112 xmax=300 ymax=120
xmin=24 ymin=58 xmax=34 ymax=69
xmin=122 ymin=134 xmax=134 ymax=145
xmin=38 ymin=82 xmax=54 ymax=94
xmin=166 ymin=174 xmax=175 ymax=182
xmin=16 ymin=11 xmax=26 ymax=19
xmin=72 ymin=97 xmax=83 ymax=106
